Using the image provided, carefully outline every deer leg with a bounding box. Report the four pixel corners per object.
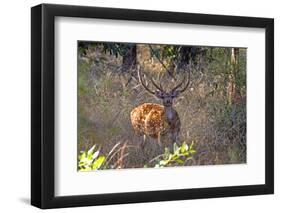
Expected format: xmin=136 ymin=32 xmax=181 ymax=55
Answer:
xmin=174 ymin=134 xmax=180 ymax=145
xmin=157 ymin=132 xmax=162 ymax=147
xmin=140 ymin=134 xmax=146 ymax=149
xmin=172 ymin=130 xmax=181 ymax=145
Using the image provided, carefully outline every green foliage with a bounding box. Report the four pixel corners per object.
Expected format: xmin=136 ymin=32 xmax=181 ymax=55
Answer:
xmin=78 ymin=41 xmax=135 ymax=58
xmin=78 ymin=143 xmax=130 ymax=171
xmin=162 ymin=45 xmax=178 ymax=59
xmin=102 ymin=43 xmax=135 ymax=57
xmin=152 ymin=141 xmax=197 ymax=168
xmin=78 ymin=145 xmax=106 ymax=171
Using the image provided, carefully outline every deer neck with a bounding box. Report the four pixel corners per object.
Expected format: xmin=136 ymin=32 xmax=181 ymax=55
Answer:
xmin=164 ymin=106 xmax=175 ymax=122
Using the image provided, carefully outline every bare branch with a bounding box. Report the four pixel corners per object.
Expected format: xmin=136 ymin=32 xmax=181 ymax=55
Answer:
xmin=148 ymin=44 xmax=176 ymax=80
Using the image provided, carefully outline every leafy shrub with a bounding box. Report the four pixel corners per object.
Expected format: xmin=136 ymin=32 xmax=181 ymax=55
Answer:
xmin=78 ymin=145 xmax=106 ymax=171
xmin=78 ymin=143 xmax=130 ymax=171
xmin=150 ymin=141 xmax=196 ymax=168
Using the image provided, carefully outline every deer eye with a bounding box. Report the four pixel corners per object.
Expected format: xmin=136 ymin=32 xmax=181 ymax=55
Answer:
xmin=155 ymin=90 xmax=164 ymax=98
xmin=171 ymin=91 xmax=179 ymax=98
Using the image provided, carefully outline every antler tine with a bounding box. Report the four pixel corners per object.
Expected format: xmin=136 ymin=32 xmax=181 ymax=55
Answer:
xmin=177 ymin=68 xmax=191 ymax=93
xmin=150 ymin=76 xmax=164 ymax=92
xmin=137 ymin=65 xmax=155 ymax=95
xmin=171 ymin=73 xmax=186 ymax=92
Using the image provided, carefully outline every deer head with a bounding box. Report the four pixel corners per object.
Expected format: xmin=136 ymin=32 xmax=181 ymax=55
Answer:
xmin=137 ymin=65 xmax=190 ymax=107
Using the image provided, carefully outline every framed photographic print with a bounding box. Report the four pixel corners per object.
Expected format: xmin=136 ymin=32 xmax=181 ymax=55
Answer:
xmin=31 ymin=3 xmax=274 ymax=209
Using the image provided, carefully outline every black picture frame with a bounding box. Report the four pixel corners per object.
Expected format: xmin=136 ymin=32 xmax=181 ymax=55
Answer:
xmin=31 ymin=3 xmax=274 ymax=209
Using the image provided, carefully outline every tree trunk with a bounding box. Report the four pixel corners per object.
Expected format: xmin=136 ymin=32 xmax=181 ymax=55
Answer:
xmin=121 ymin=45 xmax=136 ymax=72
xmin=178 ymin=46 xmax=192 ymax=69
xmin=227 ymin=48 xmax=241 ymax=105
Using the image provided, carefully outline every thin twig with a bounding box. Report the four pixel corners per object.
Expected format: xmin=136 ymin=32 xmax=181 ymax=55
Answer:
xmin=113 ymin=153 xmax=130 ymax=169
xmin=148 ymin=44 xmax=176 ymax=80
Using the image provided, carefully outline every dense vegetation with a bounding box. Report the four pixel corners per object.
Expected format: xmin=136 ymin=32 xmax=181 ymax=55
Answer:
xmin=78 ymin=42 xmax=246 ymax=171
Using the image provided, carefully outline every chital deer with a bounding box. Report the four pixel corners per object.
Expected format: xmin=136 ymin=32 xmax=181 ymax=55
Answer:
xmin=130 ymin=66 xmax=190 ymax=148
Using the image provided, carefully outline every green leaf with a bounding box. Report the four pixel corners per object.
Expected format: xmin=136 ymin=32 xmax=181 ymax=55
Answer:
xmin=87 ymin=145 xmax=96 ymax=155
xmin=79 ymin=152 xmax=86 ymax=161
xmin=190 ymin=150 xmax=196 ymax=154
xmin=164 ymin=147 xmax=170 ymax=156
xmin=91 ymin=150 xmax=100 ymax=160
xmin=190 ymin=141 xmax=194 ymax=150
xmin=168 ymin=154 xmax=173 ymax=161
xmin=160 ymin=160 xmax=169 ymax=166
xmin=92 ymin=156 xmax=105 ymax=170
xmin=180 ymin=142 xmax=188 ymax=153
xmin=173 ymin=143 xmax=179 ymax=153
xmin=176 ymin=159 xmax=184 ymax=164
xmin=80 ymin=157 xmax=92 ymax=166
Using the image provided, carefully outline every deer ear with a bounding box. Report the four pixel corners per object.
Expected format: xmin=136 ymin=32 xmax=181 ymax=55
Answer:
xmin=171 ymin=90 xmax=179 ymax=98
xmin=155 ymin=90 xmax=164 ymax=99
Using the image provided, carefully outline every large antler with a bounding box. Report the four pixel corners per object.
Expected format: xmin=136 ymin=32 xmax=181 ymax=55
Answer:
xmin=171 ymin=68 xmax=191 ymax=93
xmin=137 ymin=65 xmax=164 ymax=94
xmin=150 ymin=76 xmax=163 ymax=91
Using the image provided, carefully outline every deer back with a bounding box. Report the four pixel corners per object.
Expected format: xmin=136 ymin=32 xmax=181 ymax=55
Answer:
xmin=130 ymin=103 xmax=168 ymax=138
